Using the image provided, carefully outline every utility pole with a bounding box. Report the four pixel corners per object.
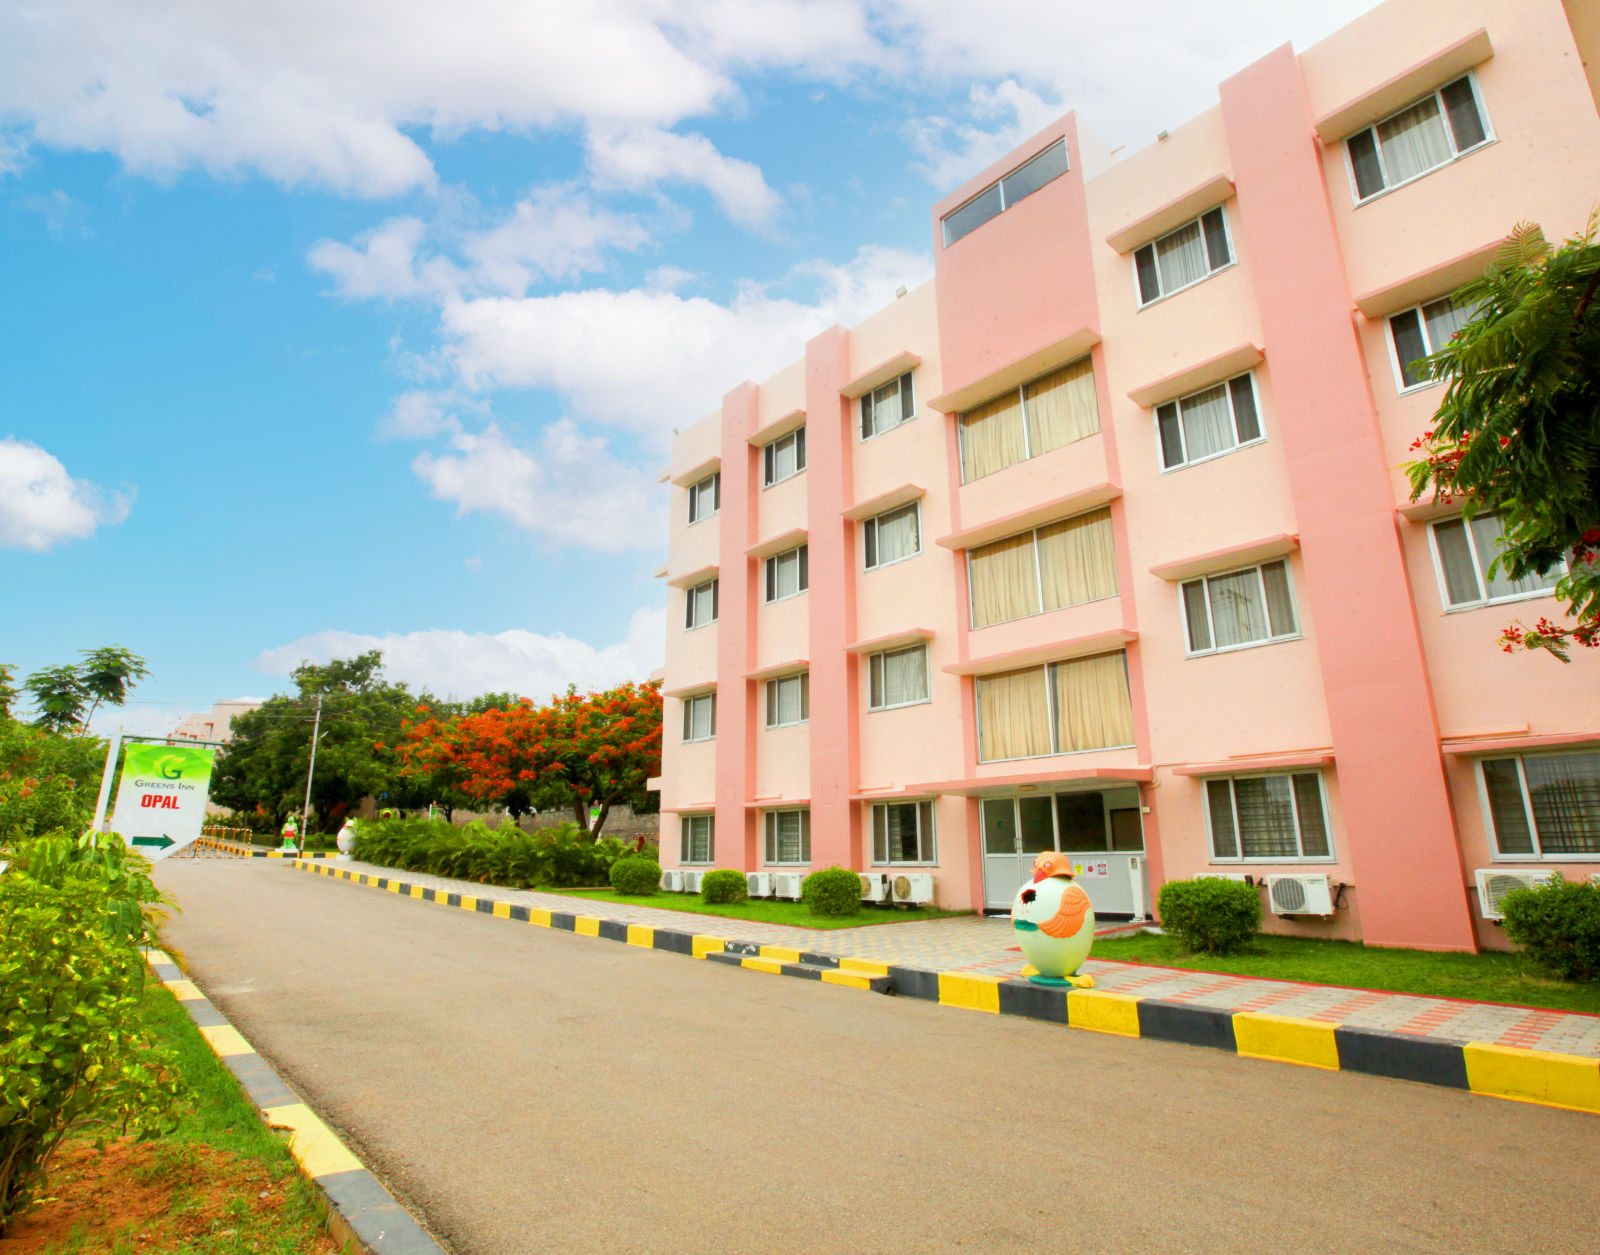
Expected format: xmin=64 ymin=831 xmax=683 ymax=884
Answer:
xmin=299 ymin=695 xmax=323 ymax=854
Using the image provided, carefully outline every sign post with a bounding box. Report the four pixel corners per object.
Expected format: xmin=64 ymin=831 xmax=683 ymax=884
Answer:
xmin=107 ymin=742 xmax=217 ymax=861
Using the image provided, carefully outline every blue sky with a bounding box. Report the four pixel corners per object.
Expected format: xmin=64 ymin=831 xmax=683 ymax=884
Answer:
xmin=1 ymin=0 xmax=1378 ymax=733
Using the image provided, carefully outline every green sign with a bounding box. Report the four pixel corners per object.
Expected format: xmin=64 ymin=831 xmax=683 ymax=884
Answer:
xmin=109 ymin=742 xmax=217 ymax=860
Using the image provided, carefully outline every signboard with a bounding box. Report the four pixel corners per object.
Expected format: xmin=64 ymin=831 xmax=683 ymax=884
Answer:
xmin=108 ymin=742 xmax=216 ymax=860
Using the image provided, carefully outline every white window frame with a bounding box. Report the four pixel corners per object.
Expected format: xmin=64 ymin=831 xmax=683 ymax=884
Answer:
xmin=1343 ymin=72 xmax=1494 ymax=208
xmin=860 ymin=371 xmax=916 ymax=441
xmin=1477 ymin=750 xmax=1600 ymax=862
xmin=974 ymin=652 xmax=1136 ymax=764
xmin=764 ymin=671 xmax=810 ymax=729
xmin=867 ymin=644 xmax=931 ymax=712
xmin=1132 ymin=205 xmax=1235 ymax=309
xmin=1426 ymin=513 xmax=1565 ymax=613
xmin=940 ymin=138 xmax=1069 ymax=247
xmin=680 ymin=692 xmax=715 ymax=743
xmin=1154 ymin=372 xmax=1265 ymax=473
xmin=1204 ymin=771 xmax=1337 ymax=864
xmin=870 ymin=799 xmax=938 ymax=866
xmin=863 ymin=501 xmax=922 ymax=571
xmin=1180 ymin=560 xmax=1301 ymax=657
xmin=763 ymin=808 xmax=812 ymax=865
xmin=762 ymin=428 xmax=806 ymax=488
xmin=763 ymin=544 xmax=809 ymax=604
xmin=680 ymin=813 xmax=714 ymax=865
xmin=684 ymin=578 xmax=718 ymax=631
xmin=686 ymin=472 xmax=720 ymax=525
xmin=1386 ymin=295 xmax=1476 ymax=395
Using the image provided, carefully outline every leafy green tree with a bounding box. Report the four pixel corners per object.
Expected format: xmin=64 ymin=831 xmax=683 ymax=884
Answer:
xmin=1407 ymin=214 xmax=1600 ymax=660
xmin=20 ymin=647 xmax=152 ymax=733
xmin=0 ymin=664 xmax=18 ymax=721
xmin=77 ymin=646 xmax=153 ymax=726
xmin=0 ymin=722 xmax=108 ymax=844
xmin=24 ymin=665 xmax=89 ymax=734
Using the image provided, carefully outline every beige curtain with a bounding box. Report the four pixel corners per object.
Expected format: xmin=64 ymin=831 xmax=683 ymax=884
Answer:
xmin=978 ymin=667 xmax=1052 ymax=761
xmin=1037 ymin=508 xmax=1118 ymax=611
xmin=1024 ymin=358 xmax=1100 ymax=455
xmin=969 ymin=533 xmax=1041 ymax=627
xmin=1052 ymin=652 xmax=1135 ymax=753
xmin=959 ymin=391 xmax=1026 ymax=482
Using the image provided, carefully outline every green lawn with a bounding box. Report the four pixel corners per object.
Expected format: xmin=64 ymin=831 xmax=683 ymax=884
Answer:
xmin=1092 ymin=932 xmax=1600 ymax=1016
xmin=542 ymin=887 xmax=969 ymax=930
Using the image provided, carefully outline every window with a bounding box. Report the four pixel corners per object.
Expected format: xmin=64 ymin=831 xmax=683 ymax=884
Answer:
xmin=1431 ymin=514 xmax=1562 ymax=610
xmin=684 ymin=578 xmax=718 ymax=630
xmin=1207 ymin=773 xmax=1333 ymax=861
xmin=959 ymin=357 xmax=1099 ymax=482
xmin=762 ymin=428 xmax=806 ymax=486
xmin=861 ymin=371 xmax=916 ymax=439
xmin=863 ymin=502 xmax=921 ymax=570
xmin=1157 ymin=373 xmax=1263 ymax=470
xmin=1181 ymin=560 xmax=1299 ymax=655
xmin=868 ymin=644 xmax=929 ymax=711
xmin=941 ymin=138 xmax=1069 ymax=246
xmin=976 ymin=651 xmax=1135 ymax=763
xmin=982 ymin=791 xmax=1144 ymax=855
xmin=764 ymin=544 xmax=809 ymax=602
xmin=1388 ymin=296 xmax=1473 ymax=391
xmin=681 ymin=692 xmax=715 ymax=743
xmin=1134 ymin=207 xmax=1233 ymax=306
xmin=686 ymin=472 xmax=720 ymax=524
xmin=764 ymin=808 xmax=811 ymax=864
xmin=765 ymin=672 xmax=809 ymax=728
xmin=872 ymin=800 xmax=936 ymax=864
xmin=680 ymin=814 xmax=714 ymax=865
xmin=1481 ymin=751 xmax=1600 ymax=858
xmin=968 ymin=507 xmax=1117 ymax=629
xmin=1346 ymin=75 xmax=1490 ymax=203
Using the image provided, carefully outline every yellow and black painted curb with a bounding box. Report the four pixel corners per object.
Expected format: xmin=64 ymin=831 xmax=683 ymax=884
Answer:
xmin=291 ymin=860 xmax=1600 ymax=1117
xmin=195 ymin=837 xmax=337 ymax=859
xmin=145 ymin=947 xmax=446 ymax=1255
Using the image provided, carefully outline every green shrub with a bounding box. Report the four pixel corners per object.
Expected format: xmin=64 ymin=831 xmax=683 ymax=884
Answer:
xmin=801 ymin=865 xmax=863 ymax=918
xmin=8 ymin=830 xmax=172 ymax=948
xmin=610 ymin=855 xmax=662 ymax=895
xmin=350 ymin=816 xmax=629 ymax=889
xmin=0 ymin=874 xmax=183 ymax=1233
xmin=1502 ymin=874 xmax=1600 ymax=983
xmin=1157 ymin=877 xmax=1261 ymax=955
xmin=700 ymin=869 xmax=749 ymax=904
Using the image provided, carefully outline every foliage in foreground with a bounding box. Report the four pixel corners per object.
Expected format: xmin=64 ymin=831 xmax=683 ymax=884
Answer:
xmin=609 ymin=854 xmax=661 ymax=895
xmin=6 ymin=829 xmax=173 ymax=948
xmin=351 ymin=815 xmax=628 ymax=889
xmin=700 ymin=868 xmax=749 ymax=904
xmin=801 ymin=865 xmax=863 ymax=918
xmin=0 ymin=718 xmax=107 ymax=846
xmin=1157 ymin=877 xmax=1261 ymax=955
xmin=1501 ymin=874 xmax=1600 ymax=983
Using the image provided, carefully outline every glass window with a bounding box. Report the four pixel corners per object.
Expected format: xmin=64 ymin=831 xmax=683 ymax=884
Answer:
xmin=764 ymin=544 xmax=809 ymax=602
xmin=1206 ymin=773 xmax=1334 ymax=861
xmin=1388 ymin=295 xmax=1474 ymax=390
xmin=942 ymin=138 xmax=1069 ymax=246
xmin=764 ymin=808 xmax=811 ymax=864
xmin=968 ymin=507 xmax=1117 ymax=629
xmin=872 ymin=800 xmax=936 ymax=864
xmin=1431 ymin=514 xmax=1562 ymax=609
xmin=1180 ymin=561 xmax=1299 ymax=655
xmin=680 ymin=814 xmax=714 ymax=865
xmin=864 ymin=502 xmax=920 ymax=570
xmin=1347 ymin=75 xmax=1491 ymax=203
xmin=681 ymin=693 xmax=715 ymax=743
xmin=1481 ymin=751 xmax=1600 ymax=858
xmin=868 ymin=644 xmax=929 ymax=711
xmin=861 ymin=371 xmax=916 ymax=440
xmin=1134 ymin=207 xmax=1233 ymax=306
xmin=686 ymin=472 xmax=720 ymax=524
xmin=762 ymin=428 xmax=806 ymax=486
xmin=684 ymin=578 xmax=718 ymax=630
xmin=1055 ymin=791 xmax=1106 ymax=851
xmin=959 ymin=356 xmax=1099 ymax=482
xmin=1155 ymin=373 xmax=1263 ymax=470
xmin=976 ymin=652 xmax=1134 ymax=763
xmin=765 ymin=672 xmax=809 ymax=728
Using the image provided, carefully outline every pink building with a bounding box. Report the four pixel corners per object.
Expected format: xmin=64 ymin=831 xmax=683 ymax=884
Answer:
xmin=654 ymin=0 xmax=1600 ymax=952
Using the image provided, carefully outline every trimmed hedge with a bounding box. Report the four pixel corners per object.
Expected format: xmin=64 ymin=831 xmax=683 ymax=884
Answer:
xmin=1502 ymin=874 xmax=1600 ymax=983
xmin=1157 ymin=877 xmax=1261 ymax=955
xmin=351 ymin=817 xmax=627 ymax=889
xmin=700 ymin=869 xmax=749 ymax=904
xmin=801 ymin=865 xmax=862 ymax=918
xmin=610 ymin=855 xmax=662 ymax=896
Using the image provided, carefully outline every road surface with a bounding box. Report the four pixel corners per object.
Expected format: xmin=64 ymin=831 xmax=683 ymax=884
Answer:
xmin=156 ymin=859 xmax=1600 ymax=1255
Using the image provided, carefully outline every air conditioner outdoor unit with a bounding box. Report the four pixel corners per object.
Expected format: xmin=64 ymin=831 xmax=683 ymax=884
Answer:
xmin=746 ymin=872 xmax=774 ymax=898
xmin=1475 ymin=868 xmax=1556 ymax=920
xmin=660 ymin=869 xmax=683 ymax=892
xmin=681 ymin=870 xmax=705 ymax=894
xmin=858 ymin=872 xmax=891 ymax=902
xmin=890 ymin=872 xmax=934 ymax=905
xmin=772 ymin=872 xmax=805 ymax=900
xmin=1197 ymin=872 xmax=1250 ymax=883
xmin=1265 ymin=873 xmax=1334 ymax=916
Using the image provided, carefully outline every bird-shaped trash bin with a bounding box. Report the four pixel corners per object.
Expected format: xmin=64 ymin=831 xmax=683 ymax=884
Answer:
xmin=1012 ymin=851 xmax=1096 ymax=988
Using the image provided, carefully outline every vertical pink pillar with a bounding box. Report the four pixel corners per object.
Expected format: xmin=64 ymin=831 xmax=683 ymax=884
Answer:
xmin=805 ymin=326 xmax=861 ymax=869
xmin=715 ymin=382 xmax=760 ymax=871
xmin=1219 ymin=47 xmax=1474 ymax=950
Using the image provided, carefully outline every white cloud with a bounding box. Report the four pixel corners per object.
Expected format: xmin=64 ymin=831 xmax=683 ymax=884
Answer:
xmin=378 ymin=390 xmax=467 ymax=441
xmin=308 ymin=217 xmax=461 ymax=302
xmin=0 ymin=437 xmax=133 ymax=552
xmin=459 ymin=185 xmax=652 ymax=292
xmin=87 ymin=702 xmax=196 ymax=741
xmin=411 ymin=420 xmax=664 ymax=552
xmin=587 ymin=126 xmax=780 ymax=228
xmin=22 ymin=188 xmax=91 ymax=238
xmin=906 ymin=80 xmax=1066 ymax=189
xmin=254 ymin=606 xmax=667 ymax=702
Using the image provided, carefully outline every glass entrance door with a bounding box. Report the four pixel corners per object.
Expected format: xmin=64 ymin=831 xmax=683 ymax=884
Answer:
xmin=981 ymin=795 xmax=1068 ymax=909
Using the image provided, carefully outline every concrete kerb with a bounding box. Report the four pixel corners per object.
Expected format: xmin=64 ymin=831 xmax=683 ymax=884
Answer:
xmin=290 ymin=859 xmax=1600 ymax=1117
xmin=144 ymin=947 xmax=447 ymax=1255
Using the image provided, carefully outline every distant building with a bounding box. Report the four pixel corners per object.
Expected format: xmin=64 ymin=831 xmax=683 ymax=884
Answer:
xmin=170 ymin=699 xmax=261 ymax=745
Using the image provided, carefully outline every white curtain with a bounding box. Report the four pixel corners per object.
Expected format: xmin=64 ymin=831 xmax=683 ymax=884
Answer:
xmin=875 ymin=645 xmax=927 ymax=707
xmin=1051 ymin=652 xmax=1135 ymax=753
xmin=977 ymin=667 xmax=1052 ymax=761
xmin=769 ymin=674 xmax=807 ymax=725
xmin=1377 ymin=96 xmax=1451 ymax=183
xmin=1470 ymin=514 xmax=1559 ymax=600
xmin=1178 ymin=383 xmax=1235 ymax=461
xmin=1207 ymin=569 xmax=1267 ymax=648
xmin=875 ymin=504 xmax=920 ymax=564
xmin=1422 ymin=297 xmax=1471 ymax=351
xmin=1433 ymin=520 xmax=1481 ymax=604
xmin=1260 ymin=561 xmax=1297 ymax=637
xmin=1155 ymin=220 xmax=1208 ymax=292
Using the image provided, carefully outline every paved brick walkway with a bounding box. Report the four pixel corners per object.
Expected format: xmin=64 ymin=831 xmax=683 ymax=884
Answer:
xmin=314 ymin=858 xmax=1600 ymax=1058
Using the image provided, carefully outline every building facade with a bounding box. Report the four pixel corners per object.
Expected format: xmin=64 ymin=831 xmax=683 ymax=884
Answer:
xmin=654 ymin=0 xmax=1600 ymax=952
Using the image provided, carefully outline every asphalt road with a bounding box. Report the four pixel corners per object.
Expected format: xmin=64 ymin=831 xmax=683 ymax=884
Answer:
xmin=155 ymin=859 xmax=1600 ymax=1255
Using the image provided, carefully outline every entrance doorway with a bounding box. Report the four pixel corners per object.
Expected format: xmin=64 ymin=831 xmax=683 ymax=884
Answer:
xmin=980 ymin=787 xmax=1147 ymax=914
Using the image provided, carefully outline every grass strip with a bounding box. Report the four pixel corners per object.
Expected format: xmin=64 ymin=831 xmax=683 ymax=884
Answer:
xmin=541 ymin=887 xmax=969 ymax=930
